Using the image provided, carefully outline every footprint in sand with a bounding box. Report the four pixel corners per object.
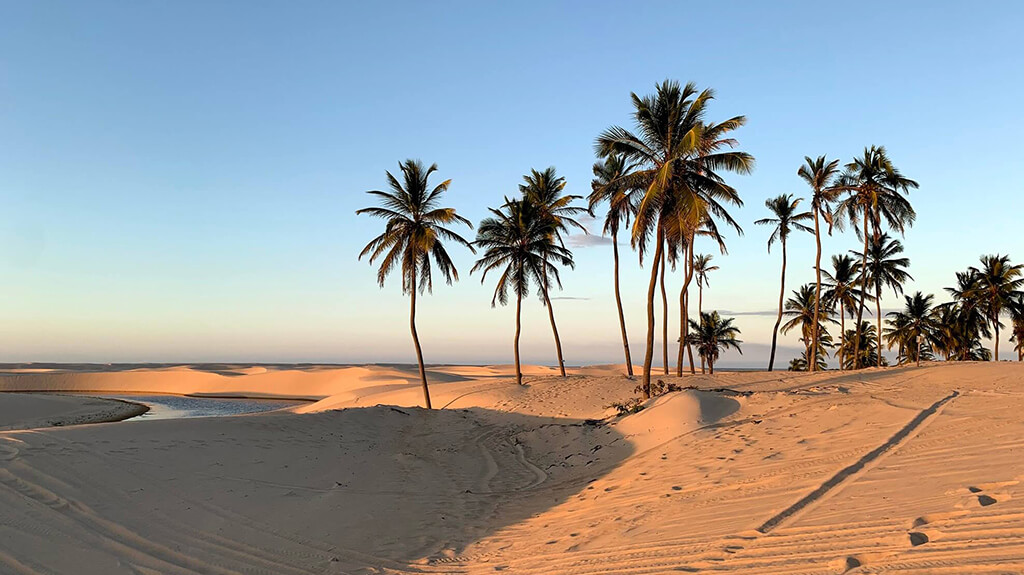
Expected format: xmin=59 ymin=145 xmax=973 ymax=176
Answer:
xmin=966 ymin=485 xmax=1007 ymax=507
xmin=908 ymin=531 xmax=929 ymax=546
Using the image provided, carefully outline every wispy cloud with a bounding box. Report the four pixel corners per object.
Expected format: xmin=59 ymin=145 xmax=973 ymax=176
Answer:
xmin=551 ymin=296 xmax=590 ymax=301
xmin=717 ymin=309 xmax=778 ymax=317
xmin=567 ymin=234 xmax=615 ymax=248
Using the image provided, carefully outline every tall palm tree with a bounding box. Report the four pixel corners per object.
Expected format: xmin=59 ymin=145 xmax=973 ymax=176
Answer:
xmin=854 ymin=234 xmax=912 ymax=367
xmin=966 ymin=254 xmax=1024 ymax=361
xmin=781 ymin=284 xmax=836 ymax=370
xmin=519 ymin=167 xmax=587 ymax=377
xmin=835 ymin=146 xmax=917 ymax=368
xmin=356 ymin=160 xmax=474 ymax=409
xmin=693 ymin=253 xmax=718 ymax=317
xmin=884 ymin=291 xmax=937 ymax=366
xmin=822 ymin=254 xmax=872 ymax=370
xmin=589 ymin=154 xmax=639 ymax=376
xmin=472 ymin=198 xmax=574 ymax=385
xmin=798 ymin=155 xmax=843 ymax=371
xmin=687 ymin=311 xmax=742 ymax=375
xmin=596 ymin=80 xmax=753 ymax=397
xmin=755 ymin=194 xmax=813 ymax=371
xmin=692 ymin=253 xmax=719 ymax=374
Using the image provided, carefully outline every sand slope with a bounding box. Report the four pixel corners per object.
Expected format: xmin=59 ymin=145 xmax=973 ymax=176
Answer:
xmin=1 ymin=363 xmax=1023 ymax=573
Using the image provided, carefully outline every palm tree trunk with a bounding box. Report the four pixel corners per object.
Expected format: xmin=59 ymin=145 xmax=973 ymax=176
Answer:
xmin=839 ymin=305 xmax=846 ymax=371
xmin=660 ymin=248 xmax=669 ymax=375
xmin=811 ymin=209 xmax=823 ymax=372
xmin=917 ymin=333 xmax=922 ymax=367
xmin=676 ymin=280 xmax=686 ymax=376
xmin=854 ymin=214 xmax=870 ymax=369
xmin=514 ymin=290 xmax=523 ymax=386
xmin=686 ymin=241 xmax=696 ymax=375
xmin=540 ymin=260 xmax=566 ymax=377
xmin=994 ymin=311 xmax=1000 ymax=361
xmin=677 ymin=240 xmax=696 ymax=376
xmin=612 ymin=231 xmax=633 ymax=377
xmin=876 ymin=284 xmax=883 ymax=367
xmin=768 ymin=239 xmax=787 ymax=371
xmin=709 ymin=355 xmax=714 ymax=375
xmin=409 ymin=278 xmax=432 ymax=410
xmin=641 ymin=224 xmax=664 ymax=399
xmin=699 ymin=282 xmax=706 ymax=374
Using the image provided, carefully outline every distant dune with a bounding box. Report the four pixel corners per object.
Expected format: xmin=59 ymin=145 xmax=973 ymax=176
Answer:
xmin=0 ymin=362 xmax=1022 ymax=573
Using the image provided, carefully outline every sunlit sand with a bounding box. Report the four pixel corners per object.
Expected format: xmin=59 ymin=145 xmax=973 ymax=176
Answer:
xmin=1 ymin=362 xmax=1021 ymax=573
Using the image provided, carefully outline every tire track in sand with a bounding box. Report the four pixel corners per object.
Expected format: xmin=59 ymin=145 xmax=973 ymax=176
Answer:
xmin=757 ymin=390 xmax=959 ymax=533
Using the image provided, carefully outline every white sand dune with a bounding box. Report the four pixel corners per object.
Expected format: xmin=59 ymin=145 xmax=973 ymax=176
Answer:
xmin=0 ymin=362 xmax=1022 ymax=573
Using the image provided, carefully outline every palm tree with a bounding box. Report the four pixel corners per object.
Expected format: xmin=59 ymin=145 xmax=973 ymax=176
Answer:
xmin=781 ymin=284 xmax=836 ymax=370
xmin=596 ymin=80 xmax=753 ymax=397
xmin=472 ymin=198 xmax=573 ymax=385
xmin=589 ymin=154 xmax=639 ymax=376
xmin=692 ymin=253 xmax=719 ymax=374
xmin=798 ymin=155 xmax=843 ymax=372
xmin=966 ymin=254 xmax=1024 ymax=361
xmin=356 ymin=160 xmax=474 ymax=409
xmin=854 ymin=234 xmax=912 ymax=367
xmin=519 ymin=167 xmax=587 ymax=377
xmin=789 ymin=329 xmax=833 ymax=372
xmin=1010 ymin=300 xmax=1024 ymax=362
xmin=839 ymin=321 xmax=886 ymax=370
xmin=687 ymin=311 xmax=742 ymax=374
xmin=884 ymin=291 xmax=937 ymax=366
xmin=937 ymin=272 xmax=993 ymax=361
xmin=755 ymin=194 xmax=813 ymax=371
xmin=822 ymin=254 xmax=872 ymax=370
xmin=835 ymin=146 xmax=918 ymax=368
xmin=693 ymin=254 xmax=718 ymax=317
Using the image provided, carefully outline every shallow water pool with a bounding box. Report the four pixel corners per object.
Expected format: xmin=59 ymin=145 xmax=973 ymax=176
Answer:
xmin=91 ymin=394 xmax=306 ymax=420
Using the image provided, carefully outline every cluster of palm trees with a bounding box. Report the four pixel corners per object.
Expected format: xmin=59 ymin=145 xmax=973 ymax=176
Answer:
xmin=758 ymin=146 xmax=919 ymax=373
xmin=356 ymin=81 xmax=1020 ymax=410
xmin=883 ymin=256 xmax=1024 ymax=366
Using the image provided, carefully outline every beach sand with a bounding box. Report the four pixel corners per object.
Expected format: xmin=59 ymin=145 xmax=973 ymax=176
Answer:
xmin=0 ymin=362 xmax=1022 ymax=573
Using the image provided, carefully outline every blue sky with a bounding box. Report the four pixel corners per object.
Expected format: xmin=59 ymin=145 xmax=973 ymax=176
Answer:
xmin=1 ymin=1 xmax=1021 ymax=364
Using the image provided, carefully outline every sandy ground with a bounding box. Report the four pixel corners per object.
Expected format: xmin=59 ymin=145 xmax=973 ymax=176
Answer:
xmin=0 ymin=393 xmax=147 ymax=431
xmin=0 ymin=362 xmax=1022 ymax=573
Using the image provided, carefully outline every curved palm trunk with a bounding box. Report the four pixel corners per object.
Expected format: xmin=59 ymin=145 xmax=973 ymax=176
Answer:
xmin=854 ymin=215 xmax=870 ymax=369
xmin=811 ymin=209 xmax=823 ymax=372
xmin=686 ymin=242 xmax=696 ymax=375
xmin=916 ymin=333 xmax=922 ymax=367
xmin=641 ymin=224 xmax=665 ymax=400
xmin=611 ymin=231 xmax=634 ymax=377
xmin=876 ymin=284 xmax=883 ymax=367
xmin=660 ymin=249 xmax=669 ymax=375
xmin=513 ymin=290 xmax=523 ymax=386
xmin=540 ymin=261 xmax=566 ymax=377
xmin=676 ymin=281 xmax=686 ymax=376
xmin=676 ymin=241 xmax=696 ymax=376
xmin=409 ymin=277 xmax=432 ymax=409
xmin=768 ymin=239 xmax=787 ymax=371
xmin=699 ymin=282 xmax=706 ymax=374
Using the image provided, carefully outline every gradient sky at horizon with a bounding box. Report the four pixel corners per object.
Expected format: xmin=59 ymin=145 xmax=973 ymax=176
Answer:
xmin=2 ymin=1 xmax=1022 ymax=365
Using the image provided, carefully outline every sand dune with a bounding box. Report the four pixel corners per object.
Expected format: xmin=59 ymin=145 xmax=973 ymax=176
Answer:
xmin=1 ymin=362 xmax=1023 ymax=573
